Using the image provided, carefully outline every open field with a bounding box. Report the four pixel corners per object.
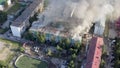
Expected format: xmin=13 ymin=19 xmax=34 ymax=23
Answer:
xmin=16 ymin=55 xmax=48 ymax=68
xmin=0 ymin=38 xmax=20 ymax=66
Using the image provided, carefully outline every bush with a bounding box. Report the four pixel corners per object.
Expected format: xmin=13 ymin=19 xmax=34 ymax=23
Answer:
xmin=0 ymin=11 xmax=7 ymax=24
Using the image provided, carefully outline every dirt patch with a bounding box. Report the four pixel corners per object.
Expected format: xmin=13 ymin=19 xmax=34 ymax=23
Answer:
xmin=0 ymin=41 xmax=14 ymax=61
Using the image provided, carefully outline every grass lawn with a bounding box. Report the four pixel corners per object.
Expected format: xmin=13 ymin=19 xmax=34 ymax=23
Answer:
xmin=0 ymin=38 xmax=21 ymax=67
xmin=16 ymin=55 xmax=47 ymax=68
xmin=7 ymin=3 xmax=24 ymax=14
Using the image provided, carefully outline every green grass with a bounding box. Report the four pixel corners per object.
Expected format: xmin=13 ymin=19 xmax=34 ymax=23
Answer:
xmin=16 ymin=56 xmax=48 ymax=68
xmin=0 ymin=38 xmax=21 ymax=67
xmin=7 ymin=3 xmax=23 ymax=14
xmin=0 ymin=38 xmax=21 ymax=47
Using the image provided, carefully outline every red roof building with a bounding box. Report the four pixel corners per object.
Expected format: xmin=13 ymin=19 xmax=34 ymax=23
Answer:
xmin=85 ymin=37 xmax=104 ymax=68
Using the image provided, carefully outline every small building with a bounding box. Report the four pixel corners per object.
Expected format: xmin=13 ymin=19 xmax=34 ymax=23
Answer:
xmin=0 ymin=0 xmax=11 ymax=11
xmin=85 ymin=37 xmax=104 ymax=68
xmin=10 ymin=0 xmax=43 ymax=37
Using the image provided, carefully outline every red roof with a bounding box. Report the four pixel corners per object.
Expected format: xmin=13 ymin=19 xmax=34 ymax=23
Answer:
xmin=85 ymin=37 xmax=103 ymax=68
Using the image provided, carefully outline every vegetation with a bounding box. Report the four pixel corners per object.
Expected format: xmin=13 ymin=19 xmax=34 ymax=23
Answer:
xmin=113 ymin=38 xmax=120 ymax=68
xmin=16 ymin=55 xmax=47 ymax=68
xmin=29 ymin=13 xmax=38 ymax=24
xmin=0 ymin=11 xmax=7 ymax=24
xmin=100 ymin=45 xmax=107 ymax=68
xmin=37 ymin=32 xmax=46 ymax=43
xmin=28 ymin=31 xmax=82 ymax=67
xmin=7 ymin=3 xmax=24 ymax=14
xmin=0 ymin=38 xmax=21 ymax=68
xmin=68 ymin=60 xmax=75 ymax=68
xmin=24 ymin=31 xmax=35 ymax=41
xmin=47 ymin=49 xmax=52 ymax=56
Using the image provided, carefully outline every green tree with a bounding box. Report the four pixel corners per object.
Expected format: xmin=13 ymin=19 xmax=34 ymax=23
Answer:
xmin=0 ymin=11 xmax=7 ymax=24
xmin=37 ymin=32 xmax=45 ymax=43
xmin=68 ymin=60 xmax=75 ymax=68
xmin=29 ymin=13 xmax=38 ymax=24
xmin=47 ymin=49 xmax=52 ymax=56
xmin=71 ymin=53 xmax=77 ymax=60
xmin=56 ymin=45 xmax=62 ymax=51
xmin=74 ymin=42 xmax=81 ymax=49
xmin=100 ymin=59 xmax=105 ymax=68
xmin=24 ymin=31 xmax=35 ymax=41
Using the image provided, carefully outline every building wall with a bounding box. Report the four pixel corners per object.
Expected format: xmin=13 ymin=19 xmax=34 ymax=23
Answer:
xmin=94 ymin=25 xmax=105 ymax=36
xmin=31 ymin=31 xmax=81 ymax=43
xmin=10 ymin=25 xmax=21 ymax=37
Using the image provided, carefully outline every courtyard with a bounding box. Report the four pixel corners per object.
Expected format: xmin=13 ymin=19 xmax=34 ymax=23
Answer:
xmin=16 ymin=55 xmax=48 ymax=68
xmin=0 ymin=38 xmax=20 ymax=67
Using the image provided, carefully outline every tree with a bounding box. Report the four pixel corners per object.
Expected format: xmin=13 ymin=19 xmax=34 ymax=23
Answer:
xmin=56 ymin=45 xmax=63 ymax=51
xmin=0 ymin=11 xmax=7 ymax=24
xmin=100 ymin=59 xmax=105 ymax=68
xmin=24 ymin=31 xmax=35 ymax=41
xmin=37 ymin=32 xmax=45 ymax=43
xmin=68 ymin=60 xmax=75 ymax=68
xmin=51 ymin=36 xmax=56 ymax=46
xmin=47 ymin=49 xmax=52 ymax=56
xmin=114 ymin=60 xmax=120 ymax=68
xmin=74 ymin=42 xmax=81 ymax=49
xmin=29 ymin=13 xmax=38 ymax=24
xmin=71 ymin=53 xmax=77 ymax=60
xmin=64 ymin=38 xmax=70 ymax=45
xmin=18 ymin=47 xmax=25 ymax=53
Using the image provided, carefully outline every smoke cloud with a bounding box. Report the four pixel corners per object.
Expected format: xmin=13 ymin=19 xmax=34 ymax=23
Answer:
xmin=36 ymin=0 xmax=120 ymax=36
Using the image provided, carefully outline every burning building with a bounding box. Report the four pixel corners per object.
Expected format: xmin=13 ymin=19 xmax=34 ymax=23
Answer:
xmin=30 ymin=0 xmax=120 ymax=42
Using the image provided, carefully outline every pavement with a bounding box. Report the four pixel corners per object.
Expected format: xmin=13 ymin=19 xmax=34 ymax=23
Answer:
xmin=104 ymin=38 xmax=114 ymax=68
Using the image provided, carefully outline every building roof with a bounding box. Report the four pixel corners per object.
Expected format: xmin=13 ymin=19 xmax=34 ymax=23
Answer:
xmin=85 ymin=37 xmax=103 ymax=68
xmin=30 ymin=21 xmax=82 ymax=41
xmin=11 ymin=0 xmax=42 ymax=27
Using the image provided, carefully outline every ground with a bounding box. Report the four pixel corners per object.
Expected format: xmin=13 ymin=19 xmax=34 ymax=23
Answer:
xmin=0 ymin=38 xmax=20 ymax=66
xmin=16 ymin=55 xmax=48 ymax=68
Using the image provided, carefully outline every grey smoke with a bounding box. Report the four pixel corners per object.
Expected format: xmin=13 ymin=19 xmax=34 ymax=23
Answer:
xmin=37 ymin=0 xmax=120 ymax=35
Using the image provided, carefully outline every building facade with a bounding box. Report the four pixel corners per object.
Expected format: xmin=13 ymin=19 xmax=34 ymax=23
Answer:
xmin=94 ymin=17 xmax=106 ymax=36
xmin=10 ymin=0 xmax=43 ymax=37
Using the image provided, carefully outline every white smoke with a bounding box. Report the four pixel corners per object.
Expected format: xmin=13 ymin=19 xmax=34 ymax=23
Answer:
xmin=37 ymin=0 xmax=120 ymax=36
